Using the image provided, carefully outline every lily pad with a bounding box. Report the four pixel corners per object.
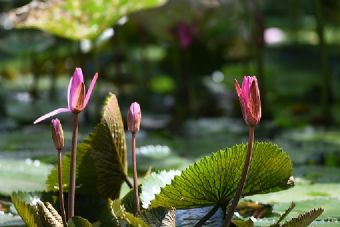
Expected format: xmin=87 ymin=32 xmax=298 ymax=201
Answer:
xmin=0 ymin=159 xmax=52 ymax=196
xmin=148 ymin=142 xmax=293 ymax=208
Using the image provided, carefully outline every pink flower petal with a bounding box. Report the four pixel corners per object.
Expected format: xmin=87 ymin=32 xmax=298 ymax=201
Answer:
xmin=69 ymin=68 xmax=84 ymax=110
xmin=83 ymin=73 xmax=98 ymax=108
xmin=33 ymin=108 xmax=70 ymax=124
xmin=67 ymin=76 xmax=73 ymax=109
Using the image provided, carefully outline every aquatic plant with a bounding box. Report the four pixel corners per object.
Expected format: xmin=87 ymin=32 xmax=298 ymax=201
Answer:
xmin=12 ymin=75 xmax=324 ymax=227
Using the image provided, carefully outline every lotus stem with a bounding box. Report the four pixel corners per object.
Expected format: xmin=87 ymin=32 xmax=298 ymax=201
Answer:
xmin=222 ymin=126 xmax=254 ymax=227
xmin=57 ymin=150 xmax=67 ymax=227
xmin=68 ymin=113 xmax=79 ymax=219
xmin=132 ymin=132 xmax=140 ymax=214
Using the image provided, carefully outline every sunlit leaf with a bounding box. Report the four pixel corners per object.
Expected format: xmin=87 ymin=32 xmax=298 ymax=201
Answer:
xmin=281 ymin=208 xmax=323 ymax=227
xmin=47 ymin=93 xmax=127 ymax=198
xmin=7 ymin=0 xmax=167 ymax=40
xmin=148 ymin=142 xmax=293 ymax=208
xmin=11 ymin=192 xmax=62 ymax=227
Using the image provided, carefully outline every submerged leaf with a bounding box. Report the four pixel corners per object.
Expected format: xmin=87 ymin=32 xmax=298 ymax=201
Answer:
xmin=47 ymin=93 xmax=127 ymax=198
xmin=7 ymin=0 xmax=167 ymax=40
xmin=149 ymin=142 xmax=293 ymax=208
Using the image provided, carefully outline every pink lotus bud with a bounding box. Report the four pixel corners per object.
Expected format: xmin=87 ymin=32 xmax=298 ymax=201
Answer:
xmin=51 ymin=118 xmax=64 ymax=151
xmin=33 ymin=67 xmax=98 ymax=124
xmin=234 ymin=76 xmax=261 ymax=127
xmin=127 ymin=102 xmax=141 ymax=134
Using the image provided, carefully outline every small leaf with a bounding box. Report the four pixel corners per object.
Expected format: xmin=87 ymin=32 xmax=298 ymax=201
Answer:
xmin=7 ymin=0 xmax=167 ymax=40
xmin=111 ymin=200 xmax=150 ymax=227
xmin=281 ymin=208 xmax=324 ymax=227
xmin=36 ymin=201 xmax=63 ymax=227
xmin=11 ymin=191 xmax=56 ymax=227
xmin=68 ymin=216 xmax=93 ymax=227
xmin=150 ymin=142 xmax=293 ymax=208
xmin=47 ymin=93 xmax=127 ymax=198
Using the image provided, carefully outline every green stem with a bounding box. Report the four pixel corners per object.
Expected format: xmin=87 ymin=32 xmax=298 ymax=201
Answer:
xmin=222 ymin=126 xmax=254 ymax=227
xmin=132 ymin=133 xmax=140 ymax=214
xmin=68 ymin=113 xmax=78 ymax=219
xmin=57 ymin=150 xmax=67 ymax=227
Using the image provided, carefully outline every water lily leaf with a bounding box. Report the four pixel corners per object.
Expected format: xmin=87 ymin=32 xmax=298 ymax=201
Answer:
xmin=11 ymin=191 xmax=116 ymax=226
xmin=7 ymin=0 xmax=167 ymax=40
xmin=149 ymin=142 xmax=293 ymax=208
xmin=68 ymin=216 xmax=92 ymax=227
xmin=111 ymin=200 xmax=150 ymax=227
xmin=47 ymin=93 xmax=127 ymax=198
xmin=281 ymin=208 xmax=323 ymax=227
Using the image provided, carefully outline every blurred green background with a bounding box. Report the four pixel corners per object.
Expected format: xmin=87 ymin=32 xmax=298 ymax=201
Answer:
xmin=1 ymin=0 xmax=340 ymax=226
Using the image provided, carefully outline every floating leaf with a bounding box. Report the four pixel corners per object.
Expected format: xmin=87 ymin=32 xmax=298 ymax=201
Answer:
xmin=149 ymin=142 xmax=293 ymax=208
xmin=7 ymin=0 xmax=167 ymax=40
xmin=281 ymin=208 xmax=324 ymax=227
xmin=47 ymin=93 xmax=127 ymax=198
xmin=68 ymin=216 xmax=93 ymax=227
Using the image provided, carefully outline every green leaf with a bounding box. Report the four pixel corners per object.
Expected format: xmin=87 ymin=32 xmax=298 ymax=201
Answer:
xmin=11 ymin=192 xmax=64 ymax=227
xmin=36 ymin=202 xmax=63 ymax=227
xmin=149 ymin=142 xmax=293 ymax=208
xmin=8 ymin=0 xmax=167 ymax=40
xmin=281 ymin=208 xmax=324 ymax=227
xmin=47 ymin=93 xmax=127 ymax=198
xmin=11 ymin=191 xmax=56 ymax=227
xmin=111 ymin=200 xmax=150 ymax=227
xmin=11 ymin=191 xmax=116 ymax=226
xmin=68 ymin=216 xmax=92 ymax=227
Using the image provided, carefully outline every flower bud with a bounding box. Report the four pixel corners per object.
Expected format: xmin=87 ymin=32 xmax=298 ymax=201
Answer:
xmin=51 ymin=119 xmax=64 ymax=150
xmin=127 ymin=102 xmax=141 ymax=134
xmin=234 ymin=76 xmax=261 ymax=127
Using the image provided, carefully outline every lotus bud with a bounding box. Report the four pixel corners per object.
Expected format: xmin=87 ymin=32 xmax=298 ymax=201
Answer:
xmin=127 ymin=102 xmax=141 ymax=134
xmin=234 ymin=76 xmax=261 ymax=127
xmin=51 ymin=119 xmax=64 ymax=151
